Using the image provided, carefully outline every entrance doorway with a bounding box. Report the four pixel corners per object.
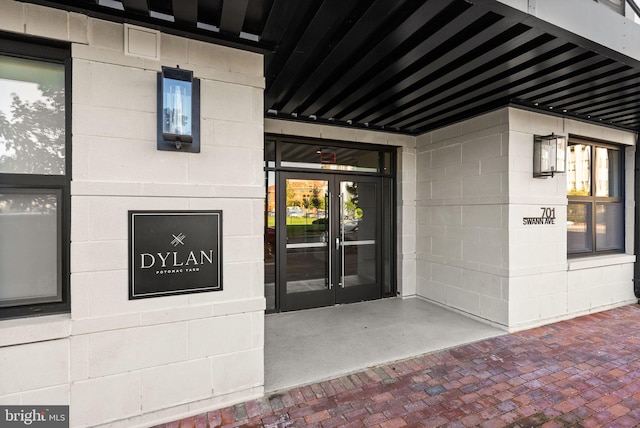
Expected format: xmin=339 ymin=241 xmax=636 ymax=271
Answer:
xmin=265 ymin=137 xmax=396 ymax=312
xmin=279 ymin=173 xmax=380 ymax=311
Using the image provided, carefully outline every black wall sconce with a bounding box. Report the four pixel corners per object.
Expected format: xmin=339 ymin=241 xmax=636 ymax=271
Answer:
xmin=533 ymin=133 xmax=566 ymax=178
xmin=157 ymin=66 xmax=200 ymax=152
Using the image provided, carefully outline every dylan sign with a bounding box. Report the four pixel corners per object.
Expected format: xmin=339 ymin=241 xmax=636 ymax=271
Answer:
xmin=129 ymin=211 xmax=222 ymax=299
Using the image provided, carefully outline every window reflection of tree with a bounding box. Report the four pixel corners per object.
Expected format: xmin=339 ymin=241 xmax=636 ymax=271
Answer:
xmin=0 ymin=83 xmax=65 ymax=175
xmin=0 ymin=194 xmax=57 ymax=215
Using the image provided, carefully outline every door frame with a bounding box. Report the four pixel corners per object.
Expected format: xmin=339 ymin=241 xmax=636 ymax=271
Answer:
xmin=278 ymin=172 xmax=333 ymax=311
xmin=332 ymin=174 xmax=382 ymax=305
xmin=277 ymin=172 xmax=384 ymax=311
xmin=264 ymin=135 xmax=397 ymax=313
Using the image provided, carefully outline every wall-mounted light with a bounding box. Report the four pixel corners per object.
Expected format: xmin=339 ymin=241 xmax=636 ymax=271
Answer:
xmin=157 ymin=66 xmax=200 ymax=152
xmin=533 ymin=133 xmax=566 ymax=178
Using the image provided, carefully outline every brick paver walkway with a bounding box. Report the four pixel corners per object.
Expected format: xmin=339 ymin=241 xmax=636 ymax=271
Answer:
xmin=156 ymin=305 xmax=640 ymax=427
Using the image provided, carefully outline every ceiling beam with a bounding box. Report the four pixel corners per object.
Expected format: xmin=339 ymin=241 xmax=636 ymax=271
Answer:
xmin=172 ymin=0 xmax=198 ymax=26
xmin=121 ymin=0 xmax=148 ymax=15
xmin=220 ymin=0 xmax=249 ymax=35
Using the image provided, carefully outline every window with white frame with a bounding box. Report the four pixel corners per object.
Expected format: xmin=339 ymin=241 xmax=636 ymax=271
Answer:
xmin=0 ymin=36 xmax=70 ymax=319
xmin=567 ymin=137 xmax=624 ymax=255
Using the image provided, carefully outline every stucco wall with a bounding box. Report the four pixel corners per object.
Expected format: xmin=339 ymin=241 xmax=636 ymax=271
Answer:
xmin=0 ymin=1 xmax=265 ymax=427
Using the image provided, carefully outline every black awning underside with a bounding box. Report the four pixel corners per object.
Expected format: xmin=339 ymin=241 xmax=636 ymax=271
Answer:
xmin=19 ymin=0 xmax=640 ymax=135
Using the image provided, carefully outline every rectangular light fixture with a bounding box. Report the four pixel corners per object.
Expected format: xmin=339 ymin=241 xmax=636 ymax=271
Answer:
xmin=533 ymin=133 xmax=566 ymax=178
xmin=157 ymin=66 xmax=200 ymax=152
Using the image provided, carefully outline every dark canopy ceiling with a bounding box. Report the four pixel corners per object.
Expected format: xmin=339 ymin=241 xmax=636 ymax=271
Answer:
xmin=20 ymin=0 xmax=640 ymax=134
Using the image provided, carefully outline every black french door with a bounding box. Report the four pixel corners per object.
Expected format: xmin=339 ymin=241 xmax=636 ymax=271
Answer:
xmin=278 ymin=172 xmax=382 ymax=311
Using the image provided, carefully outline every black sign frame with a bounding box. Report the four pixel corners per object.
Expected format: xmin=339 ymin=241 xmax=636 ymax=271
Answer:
xmin=128 ymin=210 xmax=222 ymax=299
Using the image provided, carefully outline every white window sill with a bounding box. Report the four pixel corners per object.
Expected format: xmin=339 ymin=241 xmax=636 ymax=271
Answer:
xmin=567 ymin=253 xmax=636 ymax=271
xmin=0 ymin=314 xmax=71 ymax=347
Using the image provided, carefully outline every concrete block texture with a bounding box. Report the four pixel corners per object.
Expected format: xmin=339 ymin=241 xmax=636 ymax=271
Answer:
xmin=71 ymin=372 xmax=141 ymax=427
xmin=87 ymin=323 xmax=189 ymax=378
xmin=211 ymin=348 xmax=263 ymax=395
xmin=188 ymin=313 xmax=254 ymax=359
xmin=1 ymin=8 xmax=268 ymax=427
xmin=0 ymin=0 xmax=25 ymax=34
xmin=25 ymin=3 xmax=68 ymax=40
xmin=141 ymin=359 xmax=212 ymax=412
xmin=0 ymin=339 xmax=69 ymax=396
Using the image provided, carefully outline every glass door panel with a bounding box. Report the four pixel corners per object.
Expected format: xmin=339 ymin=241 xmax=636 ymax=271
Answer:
xmin=336 ymin=177 xmax=381 ymax=303
xmin=280 ymin=175 xmax=333 ymax=310
xmin=278 ymin=173 xmax=382 ymax=311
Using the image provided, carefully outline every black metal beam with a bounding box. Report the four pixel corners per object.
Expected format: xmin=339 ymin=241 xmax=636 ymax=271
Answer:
xmin=562 ymin=81 xmax=640 ymax=113
xmin=16 ymin=0 xmax=274 ymax=53
xmin=265 ymin=0 xmax=366 ymax=111
xmin=351 ymin=23 xmax=538 ymax=126
xmin=122 ymin=0 xmax=148 ymax=15
xmin=220 ymin=0 xmax=249 ymax=35
xmin=276 ymin=0 xmax=415 ymax=115
xmin=291 ymin=0 xmax=454 ymax=119
xmin=261 ymin=0 xmax=299 ymax=43
xmin=392 ymin=48 xmax=598 ymax=131
xmin=332 ymin=9 xmax=505 ymax=122
xmin=519 ymin=64 xmax=633 ymax=105
xmin=172 ymin=0 xmax=198 ymax=26
xmin=371 ymin=34 xmax=568 ymax=129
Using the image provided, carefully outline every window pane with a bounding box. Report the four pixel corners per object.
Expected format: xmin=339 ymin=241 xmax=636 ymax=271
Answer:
xmin=383 ymin=152 xmax=392 ymax=175
xmin=567 ymin=144 xmax=591 ymax=196
xmin=567 ymin=202 xmax=593 ymax=254
xmin=265 ymin=139 xmax=276 ymax=168
xmin=281 ymin=142 xmax=379 ymax=172
xmin=0 ymin=55 xmax=65 ymax=175
xmin=596 ymin=203 xmax=624 ymax=251
xmin=594 ymin=147 xmax=621 ymax=197
xmin=0 ymin=192 xmax=60 ymax=307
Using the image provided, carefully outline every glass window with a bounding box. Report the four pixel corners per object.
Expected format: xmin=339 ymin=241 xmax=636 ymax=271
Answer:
xmin=0 ymin=191 xmax=61 ymax=307
xmin=567 ymin=144 xmax=591 ymax=196
xmin=567 ymin=202 xmax=593 ymax=253
xmin=265 ymin=139 xmax=276 ymax=168
xmin=0 ymin=55 xmax=65 ymax=175
xmin=596 ymin=202 xmax=624 ymax=251
xmin=567 ymin=139 xmax=624 ymax=256
xmin=0 ymin=39 xmax=69 ymax=319
xmin=595 ymin=147 xmax=621 ymax=197
xmin=280 ymin=141 xmax=380 ymax=172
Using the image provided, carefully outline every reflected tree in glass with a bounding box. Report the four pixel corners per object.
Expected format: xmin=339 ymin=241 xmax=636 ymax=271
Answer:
xmin=0 ymin=81 xmax=65 ymax=175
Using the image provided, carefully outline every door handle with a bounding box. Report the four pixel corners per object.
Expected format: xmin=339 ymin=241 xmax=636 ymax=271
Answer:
xmin=327 ymin=191 xmax=332 ymax=290
xmin=339 ymin=193 xmax=345 ymax=288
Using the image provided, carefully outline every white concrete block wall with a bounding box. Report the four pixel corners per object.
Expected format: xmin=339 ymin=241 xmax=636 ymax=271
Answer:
xmin=417 ymin=107 xmax=637 ymax=330
xmin=507 ymin=108 xmax=637 ymax=330
xmin=416 ymin=110 xmax=510 ymax=325
xmin=0 ymin=2 xmax=266 ymax=427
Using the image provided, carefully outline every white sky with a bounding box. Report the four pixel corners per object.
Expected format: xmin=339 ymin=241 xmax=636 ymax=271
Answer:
xmin=0 ymin=78 xmax=46 ymax=122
